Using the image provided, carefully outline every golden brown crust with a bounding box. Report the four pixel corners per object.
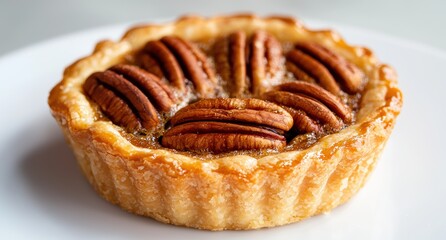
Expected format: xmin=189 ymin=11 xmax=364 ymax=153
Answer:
xmin=48 ymin=14 xmax=403 ymax=230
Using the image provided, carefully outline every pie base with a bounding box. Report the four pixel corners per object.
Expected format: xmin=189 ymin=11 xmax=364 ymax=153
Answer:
xmin=48 ymin=14 xmax=403 ymax=230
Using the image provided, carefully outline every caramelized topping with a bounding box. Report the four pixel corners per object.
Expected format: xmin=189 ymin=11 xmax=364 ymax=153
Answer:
xmin=83 ymin=32 xmax=364 ymax=153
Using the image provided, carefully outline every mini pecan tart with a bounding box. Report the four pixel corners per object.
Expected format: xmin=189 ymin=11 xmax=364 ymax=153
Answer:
xmin=48 ymin=14 xmax=403 ymax=230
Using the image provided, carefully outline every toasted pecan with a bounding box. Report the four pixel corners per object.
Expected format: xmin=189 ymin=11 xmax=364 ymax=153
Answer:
xmin=162 ymin=98 xmax=293 ymax=153
xmin=138 ymin=36 xmax=216 ymax=97
xmin=83 ymin=64 xmax=176 ymax=132
xmin=263 ymin=81 xmax=352 ymax=133
xmin=287 ymin=42 xmax=364 ymax=94
xmin=214 ymin=31 xmax=282 ymax=97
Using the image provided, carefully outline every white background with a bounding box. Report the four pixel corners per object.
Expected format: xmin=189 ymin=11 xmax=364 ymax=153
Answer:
xmin=1 ymin=0 xmax=446 ymax=56
xmin=1 ymin=1 xmax=445 ymax=239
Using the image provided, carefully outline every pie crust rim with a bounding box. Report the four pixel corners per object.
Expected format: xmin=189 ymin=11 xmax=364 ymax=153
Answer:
xmin=48 ymin=14 xmax=403 ymax=230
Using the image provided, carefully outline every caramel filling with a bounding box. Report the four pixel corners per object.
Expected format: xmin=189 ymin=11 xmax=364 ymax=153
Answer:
xmin=83 ymin=31 xmax=365 ymax=156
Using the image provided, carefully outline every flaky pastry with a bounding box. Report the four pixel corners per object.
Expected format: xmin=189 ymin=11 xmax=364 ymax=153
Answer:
xmin=48 ymin=14 xmax=403 ymax=230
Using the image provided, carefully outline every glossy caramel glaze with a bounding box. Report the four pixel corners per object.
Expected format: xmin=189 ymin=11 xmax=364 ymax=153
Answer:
xmin=100 ymin=37 xmax=365 ymax=157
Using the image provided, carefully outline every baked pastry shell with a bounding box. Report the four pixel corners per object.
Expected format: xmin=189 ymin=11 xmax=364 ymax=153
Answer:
xmin=48 ymin=14 xmax=403 ymax=230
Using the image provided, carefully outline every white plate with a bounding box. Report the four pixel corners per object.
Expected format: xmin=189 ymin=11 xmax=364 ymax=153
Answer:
xmin=1 ymin=19 xmax=445 ymax=239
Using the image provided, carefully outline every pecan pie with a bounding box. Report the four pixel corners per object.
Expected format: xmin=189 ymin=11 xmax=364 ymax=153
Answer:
xmin=48 ymin=14 xmax=403 ymax=230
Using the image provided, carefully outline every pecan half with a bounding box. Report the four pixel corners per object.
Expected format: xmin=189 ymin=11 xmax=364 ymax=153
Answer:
xmin=214 ymin=31 xmax=246 ymax=97
xmin=137 ymin=36 xmax=216 ymax=97
xmin=286 ymin=42 xmax=364 ymax=94
xmin=162 ymin=98 xmax=293 ymax=153
xmin=263 ymin=81 xmax=352 ymax=134
xmin=248 ymin=31 xmax=282 ymax=96
xmin=214 ymin=31 xmax=282 ymax=97
xmin=83 ymin=64 xmax=176 ymax=133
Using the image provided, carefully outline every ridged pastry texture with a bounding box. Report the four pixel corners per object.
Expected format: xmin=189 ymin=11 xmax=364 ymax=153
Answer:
xmin=48 ymin=14 xmax=403 ymax=230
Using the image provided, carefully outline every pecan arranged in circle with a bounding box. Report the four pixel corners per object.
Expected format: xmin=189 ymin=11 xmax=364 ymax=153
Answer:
xmin=83 ymin=64 xmax=177 ymax=133
xmin=137 ymin=36 xmax=216 ymax=97
xmin=161 ymin=98 xmax=293 ymax=153
xmin=263 ymin=81 xmax=352 ymax=134
xmin=286 ymin=42 xmax=364 ymax=95
xmin=214 ymin=30 xmax=282 ymax=97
